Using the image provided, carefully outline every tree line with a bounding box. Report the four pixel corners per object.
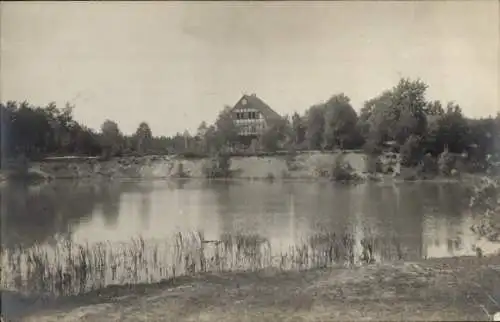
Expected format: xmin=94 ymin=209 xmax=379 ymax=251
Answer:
xmin=1 ymin=77 xmax=499 ymax=170
xmin=194 ymin=78 xmax=500 ymax=171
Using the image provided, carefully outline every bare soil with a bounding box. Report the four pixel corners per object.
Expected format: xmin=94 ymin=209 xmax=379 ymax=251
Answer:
xmin=3 ymin=255 xmax=500 ymax=322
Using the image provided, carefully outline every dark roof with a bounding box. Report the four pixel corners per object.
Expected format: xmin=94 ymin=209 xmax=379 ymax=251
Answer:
xmin=232 ymin=94 xmax=282 ymax=121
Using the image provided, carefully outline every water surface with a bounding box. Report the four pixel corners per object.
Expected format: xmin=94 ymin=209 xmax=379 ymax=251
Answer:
xmin=1 ymin=179 xmax=494 ymax=260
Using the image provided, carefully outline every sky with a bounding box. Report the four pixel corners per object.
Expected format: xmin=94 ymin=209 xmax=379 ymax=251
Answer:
xmin=1 ymin=1 xmax=499 ymax=136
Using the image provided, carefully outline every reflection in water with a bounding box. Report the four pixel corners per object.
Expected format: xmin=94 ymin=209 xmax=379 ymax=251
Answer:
xmin=1 ymin=179 xmax=497 ymax=261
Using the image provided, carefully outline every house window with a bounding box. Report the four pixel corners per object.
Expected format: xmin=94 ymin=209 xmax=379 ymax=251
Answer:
xmin=251 ymin=125 xmax=256 ymax=133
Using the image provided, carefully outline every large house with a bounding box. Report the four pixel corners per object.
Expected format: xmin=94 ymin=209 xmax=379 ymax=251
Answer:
xmin=231 ymin=93 xmax=282 ymax=144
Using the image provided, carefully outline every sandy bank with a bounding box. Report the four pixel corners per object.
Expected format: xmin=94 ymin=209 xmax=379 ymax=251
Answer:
xmin=26 ymin=153 xmax=368 ymax=181
xmin=8 ymin=152 xmax=476 ymax=184
xmin=5 ymin=255 xmax=500 ymax=321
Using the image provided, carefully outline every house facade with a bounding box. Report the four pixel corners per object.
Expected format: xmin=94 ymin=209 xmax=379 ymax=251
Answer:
xmin=231 ymin=94 xmax=282 ymax=141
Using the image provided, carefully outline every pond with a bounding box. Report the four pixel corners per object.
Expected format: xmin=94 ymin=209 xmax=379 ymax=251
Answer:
xmin=0 ymin=179 xmax=496 ymax=295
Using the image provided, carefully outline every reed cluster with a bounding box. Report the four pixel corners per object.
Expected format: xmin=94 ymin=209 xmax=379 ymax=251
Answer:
xmin=0 ymin=231 xmax=405 ymax=296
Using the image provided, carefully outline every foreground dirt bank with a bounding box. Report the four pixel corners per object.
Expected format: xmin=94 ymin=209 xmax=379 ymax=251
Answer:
xmin=5 ymin=255 xmax=500 ymax=321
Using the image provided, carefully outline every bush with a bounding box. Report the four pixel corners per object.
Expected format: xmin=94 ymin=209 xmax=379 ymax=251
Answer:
xmin=420 ymin=153 xmax=438 ymax=175
xmin=400 ymin=167 xmax=419 ymax=181
xmin=438 ymin=150 xmax=454 ymax=176
xmin=400 ymin=135 xmax=422 ymax=167
xmin=178 ymin=151 xmax=208 ymax=159
xmin=470 ymin=177 xmax=500 ymax=242
xmin=202 ymin=153 xmax=232 ymax=178
xmin=331 ymin=155 xmax=359 ymax=182
xmin=285 ymin=147 xmax=299 ymax=171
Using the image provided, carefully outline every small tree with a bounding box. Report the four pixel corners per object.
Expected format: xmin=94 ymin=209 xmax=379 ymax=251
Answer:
xmin=400 ymin=135 xmax=423 ymax=167
xmin=438 ymin=147 xmax=454 ymax=176
xmin=134 ymin=121 xmax=153 ymax=155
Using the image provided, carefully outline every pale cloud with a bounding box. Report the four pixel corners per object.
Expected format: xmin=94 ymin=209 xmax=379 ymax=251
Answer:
xmin=1 ymin=1 xmax=498 ymax=136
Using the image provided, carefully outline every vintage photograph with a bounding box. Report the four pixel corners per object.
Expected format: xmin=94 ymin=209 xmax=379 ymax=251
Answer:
xmin=1 ymin=1 xmax=499 ymax=321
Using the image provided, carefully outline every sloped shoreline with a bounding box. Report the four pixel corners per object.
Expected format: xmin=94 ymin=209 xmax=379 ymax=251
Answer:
xmin=6 ymin=255 xmax=500 ymax=321
xmin=1 ymin=152 xmax=478 ymax=184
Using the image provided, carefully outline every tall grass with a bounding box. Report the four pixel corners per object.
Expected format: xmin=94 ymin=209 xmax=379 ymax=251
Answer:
xmin=0 ymin=231 xmax=406 ymax=297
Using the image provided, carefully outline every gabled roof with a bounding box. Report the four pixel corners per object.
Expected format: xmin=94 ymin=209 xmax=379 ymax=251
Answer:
xmin=232 ymin=94 xmax=282 ymax=121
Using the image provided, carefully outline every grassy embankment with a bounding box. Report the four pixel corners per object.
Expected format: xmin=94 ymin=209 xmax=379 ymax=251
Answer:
xmin=2 ymin=230 xmax=500 ymax=320
xmin=3 ymin=249 xmax=500 ymax=320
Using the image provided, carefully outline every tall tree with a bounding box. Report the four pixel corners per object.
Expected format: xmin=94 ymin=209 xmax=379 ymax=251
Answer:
xmin=390 ymin=78 xmax=428 ymax=144
xmin=433 ymin=102 xmax=470 ymax=154
xmin=304 ymin=104 xmax=326 ymax=150
xmin=364 ymin=90 xmax=395 ymax=146
xmin=214 ymin=105 xmax=238 ymax=151
xmin=290 ymin=112 xmax=306 ymax=146
xmin=323 ymin=93 xmax=359 ymax=150
xmin=260 ymin=117 xmax=290 ymax=152
xmin=100 ymin=119 xmax=123 ymax=158
xmin=196 ymin=121 xmax=209 ymax=153
xmin=364 ymin=78 xmax=429 ymax=148
xmin=134 ymin=122 xmax=153 ymax=155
